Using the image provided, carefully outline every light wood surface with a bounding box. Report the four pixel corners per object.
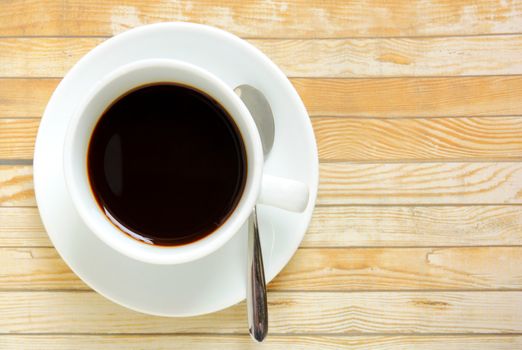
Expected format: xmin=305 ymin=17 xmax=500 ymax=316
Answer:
xmin=3 ymin=205 xmax=522 ymax=248
xmin=2 ymin=0 xmax=522 ymax=38
xmin=1 ymin=1 xmax=521 ymax=349
xmin=4 ymin=117 xmax=522 ymax=161
xmin=4 ymin=162 xmax=522 ymax=206
xmin=1 ymin=291 xmax=522 ymax=333
xmin=2 ymin=246 xmax=522 ymax=291
xmin=3 ymin=77 xmax=522 ymax=118
xmin=2 ymin=335 xmax=522 ymax=350
xmin=2 ymin=36 xmax=522 ymax=78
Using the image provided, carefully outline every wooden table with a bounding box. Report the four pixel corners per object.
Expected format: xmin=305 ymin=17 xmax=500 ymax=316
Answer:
xmin=1 ymin=1 xmax=522 ymax=348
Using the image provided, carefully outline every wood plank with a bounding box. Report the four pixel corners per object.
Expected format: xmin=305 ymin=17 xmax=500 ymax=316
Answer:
xmin=272 ymin=247 xmax=522 ymax=291
xmin=61 ymin=0 xmax=522 ymax=38
xmin=0 ymin=208 xmax=48 ymax=246
xmin=3 ymin=334 xmax=522 ymax=350
xmin=3 ymin=77 xmax=522 ymax=119
xmin=256 ymin=36 xmax=522 ymax=77
xmin=3 ymin=206 xmax=522 ymax=248
xmin=4 ymin=162 xmax=522 ymax=207
xmin=293 ymin=76 xmax=522 ymax=118
xmin=0 ymin=119 xmax=38 ymax=159
xmin=2 ymin=1 xmax=522 ymax=38
xmin=319 ymin=162 xmax=522 ymax=205
xmin=2 ymin=0 xmax=521 ymax=344
xmin=0 ymin=79 xmax=58 ymax=118
xmin=5 ymin=116 xmax=522 ymax=161
xmin=0 ymin=248 xmax=85 ymax=290
xmin=0 ymin=38 xmax=103 ymax=78
xmin=0 ymin=165 xmax=34 ymax=206
xmin=305 ymin=206 xmax=522 ymax=247
xmin=0 ymin=0 xmax=63 ymax=36
xmin=314 ymin=116 xmax=522 ymax=162
xmin=2 ymin=36 xmax=522 ymax=78
xmin=2 ymin=247 xmax=522 ymax=291
xmin=0 ymin=291 xmax=521 ymax=333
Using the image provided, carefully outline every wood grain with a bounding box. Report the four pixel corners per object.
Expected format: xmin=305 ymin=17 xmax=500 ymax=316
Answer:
xmin=0 ymin=208 xmax=48 ymax=246
xmin=0 ymin=0 xmax=64 ymax=36
xmin=314 ymin=116 xmax=522 ymax=162
xmin=319 ymin=162 xmax=522 ymax=205
xmin=3 ymin=77 xmax=522 ymax=119
xmin=61 ymin=0 xmax=522 ymax=38
xmin=0 ymin=166 xmax=33 ymax=206
xmin=1 ymin=291 xmax=521 ymax=333
xmin=0 ymin=119 xmax=38 ymax=159
xmin=0 ymin=79 xmax=58 ymax=118
xmin=4 ymin=116 xmax=522 ymax=161
xmin=4 ymin=163 xmax=522 ymax=207
xmin=0 ymin=248 xmax=85 ymax=290
xmin=2 ymin=246 xmax=522 ymax=291
xmin=0 ymin=38 xmax=103 ymax=77
xmin=272 ymin=247 xmax=522 ymax=291
xmin=293 ymin=76 xmax=522 ymax=118
xmin=255 ymin=36 xmax=522 ymax=77
xmin=4 ymin=205 xmax=522 ymax=248
xmin=3 ymin=334 xmax=522 ymax=350
xmin=305 ymin=206 xmax=522 ymax=247
xmin=2 ymin=1 xmax=522 ymax=38
xmin=2 ymin=36 xmax=522 ymax=78
xmin=1 ymin=0 xmax=522 ymax=347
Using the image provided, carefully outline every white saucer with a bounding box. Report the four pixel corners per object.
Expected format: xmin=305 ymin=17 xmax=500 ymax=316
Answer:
xmin=34 ymin=23 xmax=318 ymax=317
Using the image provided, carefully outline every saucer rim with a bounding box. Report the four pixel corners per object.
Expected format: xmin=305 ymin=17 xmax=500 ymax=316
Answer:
xmin=34 ymin=22 xmax=319 ymax=317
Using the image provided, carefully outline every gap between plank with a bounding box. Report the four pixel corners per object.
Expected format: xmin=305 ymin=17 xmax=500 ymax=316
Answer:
xmin=5 ymin=159 xmax=522 ymax=166
xmin=0 ymin=159 xmax=33 ymax=165
xmin=2 ymin=289 xmax=522 ymax=293
xmin=2 ymin=332 xmax=522 ymax=336
xmin=309 ymin=114 xmax=522 ymax=120
xmin=4 ymin=203 xmax=522 ymax=209
xmin=2 ymin=32 xmax=522 ymax=40
xmin=318 ymin=158 xmax=522 ymax=164
xmin=4 ymin=115 xmax=522 ymax=120
xmin=2 ymin=74 xmax=522 ymax=80
xmin=4 ymin=245 xmax=522 ymax=250
xmin=315 ymin=203 xmax=522 ymax=208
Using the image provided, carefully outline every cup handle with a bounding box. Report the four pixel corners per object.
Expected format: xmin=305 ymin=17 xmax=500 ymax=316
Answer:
xmin=257 ymin=174 xmax=309 ymax=212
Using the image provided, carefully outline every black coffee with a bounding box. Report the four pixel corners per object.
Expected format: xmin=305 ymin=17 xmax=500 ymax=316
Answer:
xmin=87 ymin=83 xmax=247 ymax=246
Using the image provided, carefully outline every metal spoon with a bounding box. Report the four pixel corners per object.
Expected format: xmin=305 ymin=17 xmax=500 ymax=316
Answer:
xmin=234 ymin=84 xmax=275 ymax=342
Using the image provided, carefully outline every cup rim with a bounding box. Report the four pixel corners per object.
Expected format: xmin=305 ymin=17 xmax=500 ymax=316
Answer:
xmin=63 ymin=58 xmax=263 ymax=264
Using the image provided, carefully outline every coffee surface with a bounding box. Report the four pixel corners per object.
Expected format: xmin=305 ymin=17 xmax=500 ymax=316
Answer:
xmin=87 ymin=83 xmax=247 ymax=246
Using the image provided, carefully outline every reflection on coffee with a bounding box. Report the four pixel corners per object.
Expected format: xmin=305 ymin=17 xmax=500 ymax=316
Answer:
xmin=87 ymin=83 xmax=247 ymax=246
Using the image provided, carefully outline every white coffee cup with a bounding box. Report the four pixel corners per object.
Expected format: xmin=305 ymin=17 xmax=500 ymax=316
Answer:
xmin=63 ymin=58 xmax=309 ymax=265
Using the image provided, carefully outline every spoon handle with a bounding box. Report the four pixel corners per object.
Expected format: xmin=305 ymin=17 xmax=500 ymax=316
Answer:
xmin=247 ymin=206 xmax=268 ymax=342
